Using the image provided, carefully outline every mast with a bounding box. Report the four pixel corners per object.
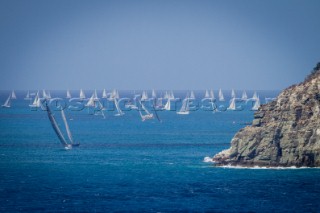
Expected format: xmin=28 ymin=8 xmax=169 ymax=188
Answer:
xmin=45 ymin=103 xmax=70 ymax=148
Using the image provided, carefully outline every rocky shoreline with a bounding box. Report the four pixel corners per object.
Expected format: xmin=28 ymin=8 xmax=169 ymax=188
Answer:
xmin=213 ymin=63 xmax=320 ymax=167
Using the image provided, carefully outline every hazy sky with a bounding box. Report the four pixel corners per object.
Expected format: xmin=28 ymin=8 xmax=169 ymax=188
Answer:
xmin=0 ymin=0 xmax=319 ymax=90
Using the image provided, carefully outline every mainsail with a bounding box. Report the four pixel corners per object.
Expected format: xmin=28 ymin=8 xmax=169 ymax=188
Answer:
xmin=2 ymin=94 xmax=11 ymax=108
xmin=80 ymin=89 xmax=86 ymax=99
xmin=11 ymin=90 xmax=16 ymax=99
xmin=66 ymin=90 xmax=72 ymax=99
xmin=24 ymin=90 xmax=31 ymax=100
xmin=204 ymin=90 xmax=210 ymax=98
xmin=219 ymin=89 xmax=225 ymax=101
xmin=241 ymin=90 xmax=248 ymax=100
xmin=252 ymin=96 xmax=261 ymax=111
xmin=227 ymin=98 xmax=236 ymax=110
xmin=231 ymin=89 xmax=236 ymax=99
xmin=102 ymin=89 xmax=107 ymax=98
xmin=46 ymin=103 xmax=79 ymax=148
xmin=177 ymin=94 xmax=190 ymax=115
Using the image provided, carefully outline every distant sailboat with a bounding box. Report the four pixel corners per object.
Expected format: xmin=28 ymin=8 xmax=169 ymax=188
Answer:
xmin=11 ymin=90 xmax=17 ymax=99
xmin=2 ymin=94 xmax=11 ymax=108
xmin=114 ymin=98 xmax=124 ymax=116
xmin=141 ymin=91 xmax=148 ymax=101
xmin=138 ymin=100 xmax=154 ymax=121
xmin=204 ymin=90 xmax=210 ymax=98
xmin=164 ymin=96 xmax=171 ymax=111
xmin=227 ymin=98 xmax=236 ymax=110
xmin=24 ymin=90 xmax=32 ymax=100
xmin=231 ymin=89 xmax=236 ymax=99
xmin=177 ymin=94 xmax=190 ymax=115
xmin=79 ymin=89 xmax=86 ymax=99
xmin=152 ymin=89 xmax=156 ymax=99
xmin=29 ymin=91 xmax=42 ymax=108
xmin=102 ymin=89 xmax=108 ymax=99
xmin=190 ymin=91 xmax=195 ymax=99
xmin=66 ymin=90 xmax=72 ymax=99
xmin=209 ymin=89 xmax=215 ymax=100
xmin=252 ymin=91 xmax=258 ymax=100
xmin=219 ymin=89 xmax=225 ymax=101
xmin=241 ymin=90 xmax=248 ymax=100
xmin=93 ymin=89 xmax=99 ymax=101
xmin=252 ymin=96 xmax=261 ymax=111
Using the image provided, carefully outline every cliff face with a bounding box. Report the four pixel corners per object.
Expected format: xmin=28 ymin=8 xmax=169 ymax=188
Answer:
xmin=213 ymin=66 xmax=320 ymax=167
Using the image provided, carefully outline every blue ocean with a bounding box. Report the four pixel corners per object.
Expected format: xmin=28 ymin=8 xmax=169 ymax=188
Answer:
xmin=1 ymin=90 xmax=320 ymax=212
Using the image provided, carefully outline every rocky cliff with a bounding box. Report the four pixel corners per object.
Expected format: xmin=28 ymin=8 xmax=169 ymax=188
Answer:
xmin=213 ymin=64 xmax=320 ymax=167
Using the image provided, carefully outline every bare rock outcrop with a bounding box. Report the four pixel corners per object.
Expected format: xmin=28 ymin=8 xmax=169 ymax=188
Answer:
xmin=213 ymin=63 xmax=320 ymax=167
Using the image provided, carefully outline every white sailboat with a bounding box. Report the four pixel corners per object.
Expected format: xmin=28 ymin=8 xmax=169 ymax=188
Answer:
xmin=219 ymin=89 xmax=225 ymax=101
xmin=190 ymin=91 xmax=195 ymax=99
xmin=141 ymin=91 xmax=148 ymax=101
xmin=231 ymin=89 xmax=236 ymax=99
xmin=66 ymin=90 xmax=72 ymax=99
xmin=114 ymin=98 xmax=124 ymax=116
xmin=139 ymin=100 xmax=154 ymax=121
xmin=79 ymin=89 xmax=86 ymax=99
xmin=177 ymin=94 xmax=190 ymax=115
xmin=241 ymin=90 xmax=248 ymax=100
xmin=252 ymin=96 xmax=261 ymax=111
xmin=11 ymin=90 xmax=17 ymax=99
xmin=152 ymin=89 xmax=156 ymax=99
xmin=2 ymin=94 xmax=11 ymax=108
xmin=24 ymin=90 xmax=32 ymax=100
xmin=164 ymin=91 xmax=169 ymax=99
xmin=29 ymin=91 xmax=41 ymax=108
xmin=252 ymin=91 xmax=258 ymax=100
xmin=93 ymin=89 xmax=99 ymax=100
xmin=102 ymin=89 xmax=108 ymax=99
xmin=204 ymin=90 xmax=210 ymax=98
xmin=164 ymin=97 xmax=171 ymax=110
xmin=227 ymin=98 xmax=236 ymax=110
xmin=209 ymin=89 xmax=215 ymax=100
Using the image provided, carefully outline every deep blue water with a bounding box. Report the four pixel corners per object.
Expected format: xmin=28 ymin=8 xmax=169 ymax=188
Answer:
xmin=1 ymin=90 xmax=320 ymax=212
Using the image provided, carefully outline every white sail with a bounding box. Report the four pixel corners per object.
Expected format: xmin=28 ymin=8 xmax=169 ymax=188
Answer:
xmin=219 ymin=89 xmax=225 ymax=101
xmin=47 ymin=91 xmax=51 ymax=99
xmin=80 ymin=89 xmax=86 ymax=99
xmin=177 ymin=95 xmax=190 ymax=115
xmin=85 ymin=94 xmax=95 ymax=107
xmin=204 ymin=90 xmax=210 ymax=98
xmin=24 ymin=90 xmax=31 ymax=100
xmin=115 ymin=90 xmax=120 ymax=99
xmin=164 ymin=97 xmax=171 ymax=110
xmin=252 ymin=96 xmax=261 ymax=111
xmin=210 ymin=89 xmax=215 ymax=100
xmin=42 ymin=90 xmax=47 ymax=99
xmin=231 ymin=89 xmax=236 ymax=99
xmin=152 ymin=89 xmax=156 ymax=99
xmin=164 ymin=91 xmax=169 ymax=99
xmin=61 ymin=109 xmax=74 ymax=143
xmin=141 ymin=91 xmax=148 ymax=101
xmin=2 ymin=94 xmax=11 ymax=108
xmin=227 ymin=98 xmax=236 ymax=110
xmin=94 ymin=89 xmax=99 ymax=100
xmin=241 ymin=90 xmax=248 ymax=100
xmin=11 ymin=90 xmax=16 ymax=99
xmin=114 ymin=98 xmax=124 ymax=116
xmin=190 ymin=91 xmax=195 ymax=99
xmin=170 ymin=91 xmax=175 ymax=99
xmin=66 ymin=90 xmax=72 ymax=99
xmin=102 ymin=89 xmax=107 ymax=98
xmin=139 ymin=100 xmax=154 ymax=121
xmin=252 ymin=91 xmax=258 ymax=100
xmin=29 ymin=91 xmax=41 ymax=107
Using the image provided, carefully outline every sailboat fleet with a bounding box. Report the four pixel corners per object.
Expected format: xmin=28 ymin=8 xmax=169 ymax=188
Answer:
xmin=2 ymin=89 xmax=268 ymax=113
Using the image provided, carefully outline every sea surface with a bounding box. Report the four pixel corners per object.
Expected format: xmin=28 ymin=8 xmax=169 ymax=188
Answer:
xmin=1 ymin=90 xmax=320 ymax=212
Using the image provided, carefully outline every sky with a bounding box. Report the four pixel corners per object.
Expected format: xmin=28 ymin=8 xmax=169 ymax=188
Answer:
xmin=0 ymin=0 xmax=319 ymax=90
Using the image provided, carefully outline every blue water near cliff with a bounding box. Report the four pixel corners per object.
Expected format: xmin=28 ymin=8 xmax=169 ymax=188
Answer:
xmin=1 ymin=90 xmax=320 ymax=212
